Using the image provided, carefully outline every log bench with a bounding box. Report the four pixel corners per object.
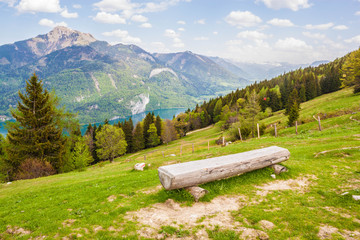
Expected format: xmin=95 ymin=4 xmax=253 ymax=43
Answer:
xmin=158 ymin=146 xmax=290 ymax=192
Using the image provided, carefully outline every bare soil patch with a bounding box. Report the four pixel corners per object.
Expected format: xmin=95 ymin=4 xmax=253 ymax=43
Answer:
xmin=318 ymin=224 xmax=360 ymax=240
xmin=5 ymin=225 xmax=31 ymax=236
xmin=256 ymin=176 xmax=316 ymax=196
xmin=125 ymin=195 xmax=269 ymax=239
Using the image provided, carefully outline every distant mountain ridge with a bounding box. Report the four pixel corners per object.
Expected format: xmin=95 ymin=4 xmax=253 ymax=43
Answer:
xmin=0 ymin=27 xmax=249 ymax=123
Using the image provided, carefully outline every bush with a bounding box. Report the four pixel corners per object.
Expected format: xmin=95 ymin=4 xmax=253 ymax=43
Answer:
xmin=228 ymin=122 xmax=252 ymax=141
xmin=15 ymin=158 xmax=56 ymax=180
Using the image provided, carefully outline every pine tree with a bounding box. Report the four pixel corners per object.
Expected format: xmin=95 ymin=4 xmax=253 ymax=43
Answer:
xmin=123 ymin=118 xmax=134 ymax=153
xmin=213 ymin=99 xmax=223 ymax=122
xmin=6 ymin=73 xmax=66 ymax=174
xmin=132 ymin=122 xmax=145 ymax=151
xmin=155 ymin=115 xmax=162 ymax=137
xmin=287 ymin=101 xmax=300 ymax=126
xmin=143 ymin=112 xmax=154 ymax=147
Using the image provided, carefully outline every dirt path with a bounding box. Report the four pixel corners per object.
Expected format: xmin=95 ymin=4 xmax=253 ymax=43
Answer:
xmin=186 ymin=125 xmax=214 ymax=135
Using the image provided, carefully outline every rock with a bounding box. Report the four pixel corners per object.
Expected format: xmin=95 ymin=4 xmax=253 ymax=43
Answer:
xmin=7 ymin=182 xmax=12 ymax=185
xmin=341 ymin=192 xmax=349 ymax=196
xmin=352 ymin=195 xmax=360 ymax=201
xmin=271 ymin=174 xmax=276 ymax=179
xmin=259 ymin=220 xmax=275 ymax=230
xmin=134 ymin=163 xmax=146 ymax=171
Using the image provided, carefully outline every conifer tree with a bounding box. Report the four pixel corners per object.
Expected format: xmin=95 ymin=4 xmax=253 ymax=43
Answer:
xmin=244 ymin=90 xmax=261 ymax=138
xmin=142 ymin=112 xmax=153 ymax=147
xmin=155 ymin=115 xmax=162 ymax=137
xmin=132 ymin=122 xmax=145 ymax=151
xmin=122 ymin=118 xmax=134 ymax=153
xmin=6 ymin=73 xmax=66 ymax=174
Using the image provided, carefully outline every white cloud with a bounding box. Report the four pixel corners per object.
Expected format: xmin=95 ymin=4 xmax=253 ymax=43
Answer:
xmin=39 ymin=18 xmax=67 ymax=27
xmin=356 ymin=11 xmax=360 ymax=16
xmin=194 ymin=36 xmax=209 ymax=41
xmin=225 ymin=11 xmax=262 ymax=28
xmin=333 ymin=25 xmax=348 ymax=30
xmin=213 ymin=31 xmax=218 ymax=35
xmin=102 ymin=29 xmax=141 ymax=44
xmin=93 ymin=12 xmax=126 ymax=24
xmin=345 ymin=35 xmax=360 ymax=44
xmin=16 ymin=0 xmax=62 ymax=13
xmin=195 ymin=19 xmax=205 ymax=24
xmin=73 ymin=4 xmax=81 ymax=9
xmin=237 ymin=30 xmax=268 ymax=40
xmin=305 ymin=22 xmax=334 ymax=30
xmin=275 ymin=37 xmax=312 ymax=51
xmin=177 ymin=20 xmax=186 ymax=25
xmin=61 ymin=8 xmax=78 ymax=18
xmin=164 ymin=29 xmax=184 ymax=48
xmin=267 ymin=18 xmax=294 ymax=27
xmin=257 ymin=0 xmax=311 ymax=11
xmin=178 ymin=27 xmax=185 ymax=31
xmin=140 ymin=22 xmax=152 ymax=28
xmin=131 ymin=14 xmax=148 ymax=22
xmin=302 ymin=31 xmax=326 ymax=39
xmin=164 ymin=29 xmax=179 ymax=38
xmin=173 ymin=37 xmax=184 ymax=48
xmin=93 ymin=0 xmax=135 ymax=12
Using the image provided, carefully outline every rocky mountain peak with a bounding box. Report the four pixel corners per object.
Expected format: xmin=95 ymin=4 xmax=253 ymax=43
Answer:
xmin=28 ymin=26 xmax=97 ymax=56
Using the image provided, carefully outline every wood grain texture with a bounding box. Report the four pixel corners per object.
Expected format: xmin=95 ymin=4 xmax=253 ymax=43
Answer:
xmin=158 ymin=146 xmax=290 ymax=190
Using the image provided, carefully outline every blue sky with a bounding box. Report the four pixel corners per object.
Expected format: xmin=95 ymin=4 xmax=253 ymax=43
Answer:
xmin=0 ymin=0 xmax=360 ymax=64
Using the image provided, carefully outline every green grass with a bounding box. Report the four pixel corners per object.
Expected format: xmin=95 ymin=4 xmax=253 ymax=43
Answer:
xmin=1 ymin=88 xmax=360 ymax=239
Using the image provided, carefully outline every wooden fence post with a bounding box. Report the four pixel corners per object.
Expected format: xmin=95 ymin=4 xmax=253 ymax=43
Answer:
xmin=274 ymin=124 xmax=277 ymax=137
xmin=162 ymin=151 xmax=164 ymax=157
xmin=208 ymin=141 xmax=210 ymax=150
xmin=295 ymin=121 xmax=298 ymax=135
xmin=144 ymin=155 xmax=146 ymax=161
xmin=238 ymin=128 xmax=242 ymax=141
xmin=192 ymin=143 xmax=194 ymax=153
xmin=318 ymin=116 xmax=322 ymax=131
xmin=180 ymin=145 xmax=182 ymax=156
xmin=222 ymin=136 xmax=225 ymax=146
xmin=257 ymin=123 xmax=260 ymax=138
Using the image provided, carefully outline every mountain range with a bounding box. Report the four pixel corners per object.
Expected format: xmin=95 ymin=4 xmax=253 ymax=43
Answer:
xmin=0 ymin=26 xmax=324 ymax=123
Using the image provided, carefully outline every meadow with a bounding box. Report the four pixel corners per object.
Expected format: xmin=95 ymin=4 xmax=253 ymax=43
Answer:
xmin=0 ymin=88 xmax=359 ymax=239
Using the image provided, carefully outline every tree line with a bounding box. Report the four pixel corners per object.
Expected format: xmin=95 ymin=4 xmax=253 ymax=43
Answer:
xmin=0 ymin=48 xmax=359 ymax=181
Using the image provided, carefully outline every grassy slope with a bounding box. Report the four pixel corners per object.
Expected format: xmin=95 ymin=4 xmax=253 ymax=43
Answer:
xmin=0 ymin=88 xmax=360 ymax=239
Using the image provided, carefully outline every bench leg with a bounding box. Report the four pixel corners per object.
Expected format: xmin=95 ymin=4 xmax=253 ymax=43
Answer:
xmin=185 ymin=186 xmax=209 ymax=202
xmin=270 ymin=164 xmax=288 ymax=175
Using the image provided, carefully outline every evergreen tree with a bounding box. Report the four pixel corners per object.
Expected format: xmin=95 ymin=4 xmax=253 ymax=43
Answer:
xmin=287 ymin=101 xmax=300 ymax=126
xmin=155 ymin=115 xmax=162 ymax=137
xmin=132 ymin=122 xmax=145 ymax=151
xmin=213 ymin=99 xmax=223 ymax=122
xmin=6 ymin=73 xmax=66 ymax=175
xmin=122 ymin=118 xmax=133 ymax=153
xmin=285 ymin=89 xmax=300 ymax=116
xmin=143 ymin=112 xmax=154 ymax=147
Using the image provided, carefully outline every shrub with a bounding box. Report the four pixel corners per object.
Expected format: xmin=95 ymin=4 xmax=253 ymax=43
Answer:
xmin=15 ymin=158 xmax=56 ymax=180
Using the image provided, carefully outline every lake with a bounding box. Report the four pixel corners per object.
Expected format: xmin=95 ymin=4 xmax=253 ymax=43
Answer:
xmin=0 ymin=108 xmax=187 ymax=136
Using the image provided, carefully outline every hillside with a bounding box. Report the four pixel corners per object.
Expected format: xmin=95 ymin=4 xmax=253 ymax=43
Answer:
xmin=0 ymin=27 xmax=248 ymax=123
xmin=1 ymin=88 xmax=359 ymax=239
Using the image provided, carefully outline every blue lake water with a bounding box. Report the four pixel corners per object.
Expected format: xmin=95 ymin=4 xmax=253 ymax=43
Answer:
xmin=0 ymin=108 xmax=187 ymax=136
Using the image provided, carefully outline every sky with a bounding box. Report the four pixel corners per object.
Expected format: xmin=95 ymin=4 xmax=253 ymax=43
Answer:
xmin=0 ymin=0 xmax=360 ymax=64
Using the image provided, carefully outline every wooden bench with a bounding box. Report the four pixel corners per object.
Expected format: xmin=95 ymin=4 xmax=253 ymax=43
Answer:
xmin=158 ymin=146 xmax=290 ymax=191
